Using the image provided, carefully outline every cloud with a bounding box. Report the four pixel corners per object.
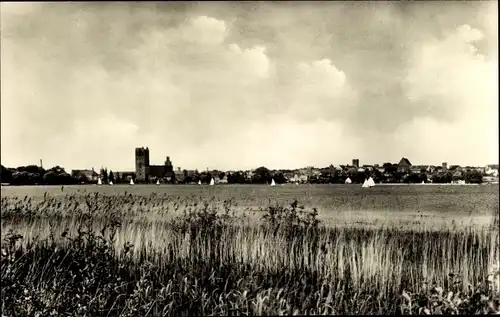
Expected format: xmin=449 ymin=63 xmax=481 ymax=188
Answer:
xmin=398 ymin=24 xmax=498 ymax=165
xmin=1 ymin=2 xmax=497 ymax=170
xmin=182 ymin=15 xmax=227 ymax=45
xmin=285 ymin=59 xmax=355 ymax=122
xmin=181 ymin=117 xmax=357 ymax=170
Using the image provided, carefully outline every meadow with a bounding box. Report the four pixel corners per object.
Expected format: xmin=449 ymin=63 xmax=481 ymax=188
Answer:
xmin=1 ymin=184 xmax=499 ymax=316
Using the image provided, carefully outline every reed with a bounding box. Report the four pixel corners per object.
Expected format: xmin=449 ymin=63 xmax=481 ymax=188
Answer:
xmin=1 ymin=193 xmax=499 ymax=315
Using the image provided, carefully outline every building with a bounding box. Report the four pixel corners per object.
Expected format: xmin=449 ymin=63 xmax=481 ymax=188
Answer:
xmin=410 ymin=166 xmax=422 ymax=174
xmin=345 ymin=166 xmax=358 ymax=175
xmin=219 ymin=175 xmax=228 ymax=184
xmin=135 ymin=147 xmax=177 ymax=183
xmin=485 ymin=165 xmax=499 ymax=177
xmin=115 ymin=171 xmax=135 ymax=182
xmin=452 ymin=170 xmax=464 ymax=179
xmin=352 ymin=159 xmax=359 ymax=168
xmin=397 ymin=157 xmax=412 ymax=173
xmin=183 ymin=170 xmax=196 ymax=178
xmin=135 ymin=147 xmax=150 ymax=182
xmin=165 ymin=156 xmax=174 ymax=181
xmin=148 ymin=165 xmax=165 ymax=180
xmin=442 ymin=162 xmax=448 ymax=170
xmin=362 ymin=165 xmax=374 ymax=172
xmin=71 ymin=168 xmax=99 ymax=182
xmin=298 ymin=175 xmax=308 ymax=183
xmin=174 ymin=167 xmax=184 ymax=183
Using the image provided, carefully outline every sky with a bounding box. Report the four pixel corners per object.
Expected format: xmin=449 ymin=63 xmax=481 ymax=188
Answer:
xmin=1 ymin=1 xmax=498 ymax=171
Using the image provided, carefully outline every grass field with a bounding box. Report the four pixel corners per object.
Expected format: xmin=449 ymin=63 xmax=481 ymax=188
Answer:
xmin=1 ymin=184 xmax=499 ymax=315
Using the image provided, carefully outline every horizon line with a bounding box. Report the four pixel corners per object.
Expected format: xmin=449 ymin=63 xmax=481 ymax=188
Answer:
xmin=4 ymin=161 xmax=499 ymax=173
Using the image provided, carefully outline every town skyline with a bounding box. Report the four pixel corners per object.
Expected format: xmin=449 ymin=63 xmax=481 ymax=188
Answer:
xmin=1 ymin=2 xmax=498 ymax=170
xmin=3 ymin=150 xmax=498 ymax=176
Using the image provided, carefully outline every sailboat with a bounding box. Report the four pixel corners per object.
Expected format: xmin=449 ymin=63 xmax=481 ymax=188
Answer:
xmin=109 ymin=181 xmax=113 ymax=185
xmin=421 ymin=180 xmax=425 ymax=185
xmin=198 ymin=180 xmax=202 ymax=185
xmin=210 ymin=178 xmax=215 ymax=186
xmin=130 ymin=178 xmax=134 ymax=185
xmin=367 ymin=177 xmax=375 ymax=188
xmin=156 ymin=180 xmax=160 ymax=185
xmin=271 ymin=179 xmax=276 ymax=186
xmin=361 ymin=179 xmax=369 ymax=188
xmin=345 ymin=177 xmax=352 ymax=184
xmin=97 ymin=178 xmax=102 ymax=185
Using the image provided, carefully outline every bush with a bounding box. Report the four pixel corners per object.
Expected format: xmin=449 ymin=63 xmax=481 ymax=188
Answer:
xmin=400 ymin=271 xmax=500 ymax=315
xmin=1 ymin=193 xmax=498 ymax=316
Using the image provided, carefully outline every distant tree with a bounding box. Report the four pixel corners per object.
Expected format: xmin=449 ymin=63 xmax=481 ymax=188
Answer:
xmin=17 ymin=165 xmax=45 ymax=175
xmin=331 ymin=169 xmax=346 ymax=184
xmin=184 ymin=174 xmax=193 ymax=184
xmin=444 ymin=171 xmax=453 ymax=183
xmin=199 ymin=172 xmax=210 ymax=184
xmin=383 ymin=162 xmax=396 ymax=174
xmin=403 ymin=173 xmax=420 ymax=184
xmin=11 ymin=171 xmax=32 ymax=185
xmin=431 ymin=171 xmax=453 ymax=184
xmin=103 ymin=168 xmax=109 ymax=184
xmin=253 ymin=166 xmax=271 ymax=184
xmin=192 ymin=171 xmax=201 ymax=183
xmin=227 ymin=171 xmax=245 ymax=184
xmin=465 ymin=169 xmax=483 ymax=184
xmin=76 ymin=174 xmax=88 ymax=184
xmin=272 ymin=172 xmax=287 ymax=184
xmin=43 ymin=166 xmax=74 ymax=185
xmin=352 ymin=171 xmax=366 ymax=184
xmin=15 ymin=165 xmax=45 ymax=184
xmin=373 ymin=168 xmax=384 ymax=183
xmin=1 ymin=165 xmax=13 ymax=184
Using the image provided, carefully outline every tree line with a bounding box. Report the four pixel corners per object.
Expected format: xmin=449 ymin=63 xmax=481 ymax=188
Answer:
xmin=1 ymin=164 xmax=484 ymax=186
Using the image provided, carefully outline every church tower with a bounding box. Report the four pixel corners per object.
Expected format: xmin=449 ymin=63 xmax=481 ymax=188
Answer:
xmin=165 ymin=156 xmax=174 ymax=182
xmin=135 ymin=147 xmax=150 ymax=182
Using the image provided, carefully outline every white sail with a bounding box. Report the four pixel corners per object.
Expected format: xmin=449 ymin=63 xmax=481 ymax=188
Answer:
xmin=97 ymin=178 xmax=102 ymax=185
xmin=421 ymin=180 xmax=425 ymax=184
xmin=345 ymin=177 xmax=352 ymax=184
xmin=271 ymin=179 xmax=276 ymax=186
xmin=130 ymin=178 xmax=134 ymax=185
xmin=367 ymin=177 xmax=375 ymax=187
xmin=109 ymin=181 xmax=113 ymax=185
xmin=156 ymin=180 xmax=160 ymax=185
xmin=210 ymin=178 xmax=215 ymax=186
xmin=361 ymin=179 xmax=369 ymax=188
xmin=198 ymin=180 xmax=202 ymax=185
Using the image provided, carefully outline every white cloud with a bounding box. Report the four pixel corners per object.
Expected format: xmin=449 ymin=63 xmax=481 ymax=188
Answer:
xmin=228 ymin=44 xmax=270 ymax=79
xmin=182 ymin=15 xmax=227 ymax=45
xmin=285 ymin=58 xmax=355 ymax=121
xmin=401 ymin=24 xmax=498 ymax=165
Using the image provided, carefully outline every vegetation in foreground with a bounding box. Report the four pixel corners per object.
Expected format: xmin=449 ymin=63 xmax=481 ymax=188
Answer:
xmin=1 ymin=193 xmax=499 ymax=316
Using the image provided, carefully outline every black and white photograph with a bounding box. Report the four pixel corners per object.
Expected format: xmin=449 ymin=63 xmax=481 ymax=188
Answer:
xmin=1 ymin=1 xmax=499 ymax=315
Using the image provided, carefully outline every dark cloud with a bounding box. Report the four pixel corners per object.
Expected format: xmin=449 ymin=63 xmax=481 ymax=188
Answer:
xmin=1 ymin=1 xmax=497 ymax=170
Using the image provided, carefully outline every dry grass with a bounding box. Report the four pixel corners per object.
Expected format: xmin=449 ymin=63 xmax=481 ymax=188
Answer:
xmin=1 ymin=190 xmax=499 ymax=316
